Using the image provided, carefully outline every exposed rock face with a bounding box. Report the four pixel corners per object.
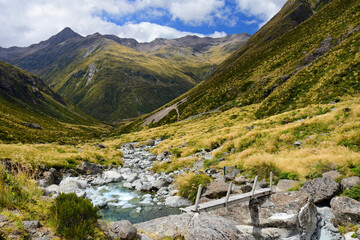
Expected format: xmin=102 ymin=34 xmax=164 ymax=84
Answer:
xmin=135 ymin=213 xmax=247 ymax=240
xmin=24 ymin=123 xmax=42 ymax=129
xmin=211 ymin=191 xmax=317 ymax=240
xmin=276 ymin=179 xmax=299 ymax=192
xmin=341 ymin=176 xmax=360 ymax=190
xmin=76 ymin=162 xmax=102 ymax=175
xmin=203 ymin=179 xmax=229 ymax=199
xmin=58 ymin=177 xmax=88 ymax=197
xmin=165 ymin=196 xmax=192 ymax=207
xmin=107 ymin=220 xmax=137 ymax=240
xmin=322 ymin=171 xmax=341 ymax=180
xmin=330 ymin=196 xmax=360 ymax=224
xmin=300 ymin=177 xmax=340 ymax=203
xmin=315 ymin=206 xmax=344 ymax=240
xmin=38 ymin=168 xmax=62 ymax=187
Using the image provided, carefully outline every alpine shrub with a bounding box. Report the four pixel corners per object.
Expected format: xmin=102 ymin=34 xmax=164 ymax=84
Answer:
xmin=49 ymin=193 xmax=98 ymax=239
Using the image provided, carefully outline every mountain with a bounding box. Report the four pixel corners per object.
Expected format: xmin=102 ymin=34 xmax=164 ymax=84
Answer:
xmin=136 ymin=0 xmax=360 ymax=128
xmin=0 ymin=60 xmax=107 ymax=143
xmin=0 ymin=29 xmax=250 ymax=122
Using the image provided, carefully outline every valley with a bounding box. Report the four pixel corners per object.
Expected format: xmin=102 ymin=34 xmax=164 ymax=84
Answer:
xmin=0 ymin=0 xmax=359 ymax=239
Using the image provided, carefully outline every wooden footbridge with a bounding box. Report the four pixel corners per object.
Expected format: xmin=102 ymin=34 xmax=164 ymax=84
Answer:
xmin=180 ymin=174 xmax=274 ymax=213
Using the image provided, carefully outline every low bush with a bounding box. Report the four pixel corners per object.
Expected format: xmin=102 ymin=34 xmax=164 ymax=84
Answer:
xmin=248 ymin=161 xmax=280 ymax=180
xmin=203 ymin=159 xmax=219 ymax=168
xmin=175 ymin=173 xmax=212 ymax=202
xmin=343 ymin=184 xmax=360 ymax=201
xmin=49 ymin=193 xmax=98 ymax=239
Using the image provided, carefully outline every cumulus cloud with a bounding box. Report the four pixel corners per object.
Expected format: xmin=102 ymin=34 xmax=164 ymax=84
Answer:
xmin=0 ymin=0 xmax=231 ymax=47
xmin=235 ymin=0 xmax=286 ymax=22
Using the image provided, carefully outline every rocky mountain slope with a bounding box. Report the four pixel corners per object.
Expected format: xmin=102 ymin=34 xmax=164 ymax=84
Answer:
xmin=0 ymin=29 xmax=250 ymax=122
xmin=0 ymin=60 xmax=108 ymax=143
xmin=136 ymin=0 xmax=359 ymax=128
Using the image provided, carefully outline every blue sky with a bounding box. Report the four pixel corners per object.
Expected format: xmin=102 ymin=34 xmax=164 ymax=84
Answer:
xmin=0 ymin=0 xmax=287 ymax=47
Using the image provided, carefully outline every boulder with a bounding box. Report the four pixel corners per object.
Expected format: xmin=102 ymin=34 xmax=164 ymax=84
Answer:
xmin=225 ymin=169 xmax=240 ymax=181
xmin=135 ymin=213 xmax=246 ymax=240
xmin=24 ymin=123 xmax=42 ymax=129
xmin=38 ymin=168 xmax=62 ymax=187
xmin=315 ymin=206 xmax=343 ymax=240
xmin=234 ymin=176 xmax=247 ymax=185
xmin=108 ymin=220 xmax=137 ymax=240
xmin=276 ymin=179 xmax=299 ymax=192
xmin=58 ymin=177 xmax=88 ymax=197
xmin=96 ymin=143 xmax=107 ymax=149
xmin=152 ymin=179 xmax=167 ymax=190
xmin=203 ymin=179 xmax=229 ymax=199
xmin=165 ymin=196 xmax=192 ymax=207
xmin=76 ymin=162 xmax=102 ymax=175
xmin=22 ymin=221 xmax=40 ymax=230
xmin=330 ymin=196 xmax=360 ymax=224
xmin=341 ymin=176 xmax=360 ymax=190
xmin=146 ymin=139 xmax=155 ymax=146
xmin=103 ymin=170 xmax=124 ymax=183
xmin=322 ymin=171 xmax=341 ymax=180
xmin=45 ymin=184 xmax=59 ymax=195
xmin=212 ymin=191 xmax=317 ymax=240
xmin=300 ymin=177 xmax=340 ymax=203
xmin=156 ymin=151 xmax=170 ymax=161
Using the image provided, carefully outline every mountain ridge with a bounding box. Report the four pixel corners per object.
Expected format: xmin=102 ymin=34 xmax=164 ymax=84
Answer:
xmin=0 ymin=29 xmax=250 ymax=122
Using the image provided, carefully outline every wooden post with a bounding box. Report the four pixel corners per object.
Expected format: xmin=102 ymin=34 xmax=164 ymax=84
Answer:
xmin=270 ymin=171 xmax=273 ymax=192
xmin=251 ymin=176 xmax=258 ymax=197
xmin=223 ymin=166 xmax=226 ymax=176
xmin=225 ymin=182 xmax=233 ymax=210
xmin=194 ymin=184 xmax=203 ymax=212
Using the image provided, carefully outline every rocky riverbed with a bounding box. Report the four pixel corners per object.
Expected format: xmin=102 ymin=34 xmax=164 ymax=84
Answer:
xmin=41 ymin=140 xmax=192 ymax=223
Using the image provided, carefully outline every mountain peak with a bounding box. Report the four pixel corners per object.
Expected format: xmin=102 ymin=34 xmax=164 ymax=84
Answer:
xmin=48 ymin=27 xmax=82 ymax=45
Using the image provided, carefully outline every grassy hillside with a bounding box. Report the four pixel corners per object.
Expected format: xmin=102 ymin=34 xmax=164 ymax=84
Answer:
xmin=138 ymin=0 xmax=359 ymax=126
xmin=0 ymin=60 xmax=109 ymax=144
xmin=0 ymin=31 xmax=249 ymax=122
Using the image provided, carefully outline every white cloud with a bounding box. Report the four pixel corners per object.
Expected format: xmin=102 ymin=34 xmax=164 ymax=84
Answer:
xmin=0 ymin=0 xmax=230 ymax=47
xmin=235 ymin=0 xmax=286 ymax=23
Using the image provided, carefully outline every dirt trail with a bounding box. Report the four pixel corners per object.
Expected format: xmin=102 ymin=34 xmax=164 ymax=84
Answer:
xmin=142 ymin=98 xmax=187 ymax=126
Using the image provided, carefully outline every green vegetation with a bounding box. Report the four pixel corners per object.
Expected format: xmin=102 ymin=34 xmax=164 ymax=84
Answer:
xmin=49 ymin=193 xmax=98 ymax=239
xmin=343 ymin=185 xmax=360 ymax=201
xmin=175 ymin=173 xmax=212 ymax=202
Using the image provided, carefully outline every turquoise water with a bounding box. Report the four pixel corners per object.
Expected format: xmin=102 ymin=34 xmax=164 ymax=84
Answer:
xmin=85 ymin=182 xmax=181 ymax=224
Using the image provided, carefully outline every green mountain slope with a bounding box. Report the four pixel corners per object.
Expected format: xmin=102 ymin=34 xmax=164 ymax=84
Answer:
xmin=137 ymin=0 xmax=359 ymax=127
xmin=0 ymin=60 xmax=108 ymax=143
xmin=0 ymin=30 xmax=249 ymax=122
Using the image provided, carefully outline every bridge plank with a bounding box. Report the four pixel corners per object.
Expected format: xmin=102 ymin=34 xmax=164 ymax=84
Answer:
xmin=180 ymin=188 xmax=271 ymax=213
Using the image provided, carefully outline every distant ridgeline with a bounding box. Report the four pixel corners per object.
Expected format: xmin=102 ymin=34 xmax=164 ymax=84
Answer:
xmin=133 ymin=0 xmax=360 ymax=129
xmin=0 ymin=29 xmax=250 ymax=122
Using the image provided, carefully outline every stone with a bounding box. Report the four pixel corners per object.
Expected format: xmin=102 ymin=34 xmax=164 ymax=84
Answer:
xmin=45 ymin=184 xmax=59 ymax=194
xmin=156 ymin=151 xmax=170 ymax=161
xmin=135 ymin=213 xmax=246 ymax=240
xmin=59 ymin=177 xmax=88 ymax=197
xmin=293 ymin=141 xmax=302 ymax=147
xmin=276 ymin=179 xmax=299 ymax=192
xmin=235 ymin=176 xmax=247 ymax=185
xmin=225 ymin=169 xmax=240 ymax=181
xmin=259 ymin=179 xmax=268 ymax=188
xmin=315 ymin=206 xmax=343 ymax=240
xmin=300 ymin=177 xmax=340 ymax=203
xmin=76 ymin=162 xmax=102 ymax=175
xmin=103 ymin=170 xmax=124 ymax=183
xmin=108 ymin=220 xmax=137 ymax=240
xmin=24 ymin=123 xmax=42 ymax=129
xmin=341 ymin=176 xmax=360 ymax=190
xmin=38 ymin=168 xmax=62 ymax=187
xmin=152 ymin=179 xmax=167 ymax=190
xmin=241 ymin=184 xmax=252 ymax=193
xmin=203 ymin=179 xmax=229 ymax=199
xmin=22 ymin=221 xmax=40 ymax=230
xmin=97 ymin=143 xmax=107 ymax=148
xmin=165 ymin=196 xmax=192 ymax=207
xmin=146 ymin=139 xmax=155 ymax=146
xmin=330 ymin=196 xmax=360 ymax=224
xmin=212 ymin=191 xmax=317 ymax=240
xmin=322 ymin=171 xmax=341 ymax=180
